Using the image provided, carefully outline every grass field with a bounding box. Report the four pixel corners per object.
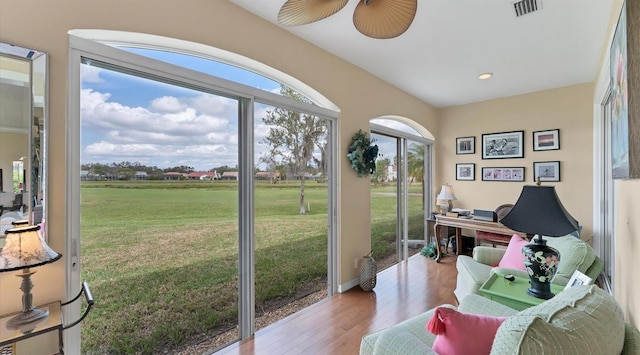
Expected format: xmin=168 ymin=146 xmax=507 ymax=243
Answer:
xmin=80 ymin=180 xmax=424 ymax=354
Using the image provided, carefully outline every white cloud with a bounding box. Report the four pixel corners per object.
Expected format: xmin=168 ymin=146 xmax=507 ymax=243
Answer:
xmin=81 ymin=65 xmax=104 ymax=83
xmin=149 ymin=96 xmax=185 ymax=113
xmin=81 ymin=88 xmax=240 ymax=169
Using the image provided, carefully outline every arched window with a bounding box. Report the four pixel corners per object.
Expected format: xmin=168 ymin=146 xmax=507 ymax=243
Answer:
xmin=67 ymin=31 xmax=338 ymax=354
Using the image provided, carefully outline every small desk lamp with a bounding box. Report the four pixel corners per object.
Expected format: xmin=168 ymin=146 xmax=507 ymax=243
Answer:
xmin=500 ymin=183 xmax=578 ymax=299
xmin=436 ymin=183 xmax=457 ymax=214
xmin=0 ymin=225 xmax=62 ymax=330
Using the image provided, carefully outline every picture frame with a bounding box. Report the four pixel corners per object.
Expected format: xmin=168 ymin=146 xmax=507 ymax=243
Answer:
xmin=481 ymin=167 xmax=525 ymax=182
xmin=533 ymin=161 xmax=560 ymax=182
xmin=481 ymin=131 xmax=524 ymax=159
xmin=456 ymin=163 xmax=475 ymax=181
xmin=566 ymin=270 xmax=592 ymax=288
xmin=533 ymin=129 xmax=560 ymax=151
xmin=456 ymin=136 xmax=475 ymax=155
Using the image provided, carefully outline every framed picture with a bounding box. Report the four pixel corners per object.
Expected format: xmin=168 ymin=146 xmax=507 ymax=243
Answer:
xmin=456 ymin=136 xmax=475 ymax=155
xmin=456 ymin=163 xmax=475 ymax=181
xmin=533 ymin=129 xmax=560 ymax=151
xmin=566 ymin=270 xmax=592 ymax=288
xmin=482 ymin=167 xmax=525 ymax=182
xmin=481 ymin=131 xmax=524 ymax=159
xmin=533 ymin=161 xmax=560 ymax=182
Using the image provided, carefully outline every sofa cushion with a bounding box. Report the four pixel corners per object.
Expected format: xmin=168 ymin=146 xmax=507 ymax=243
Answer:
xmin=360 ymin=305 xmax=458 ymax=355
xmin=544 ymin=235 xmax=597 ymax=282
xmin=426 ymin=307 xmax=507 ymax=355
xmin=497 ymin=235 xmax=528 ymax=270
xmin=490 ymin=285 xmax=625 ymax=355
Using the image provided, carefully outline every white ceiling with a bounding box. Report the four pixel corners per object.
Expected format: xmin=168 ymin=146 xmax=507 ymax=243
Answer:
xmin=229 ymin=0 xmax=614 ymax=108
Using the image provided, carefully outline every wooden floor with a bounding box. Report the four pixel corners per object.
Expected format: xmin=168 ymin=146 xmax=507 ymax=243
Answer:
xmin=215 ymin=253 xmax=458 ymax=354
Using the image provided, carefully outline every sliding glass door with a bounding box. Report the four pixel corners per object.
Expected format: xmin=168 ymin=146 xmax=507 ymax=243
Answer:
xmin=370 ymin=121 xmax=431 ymax=270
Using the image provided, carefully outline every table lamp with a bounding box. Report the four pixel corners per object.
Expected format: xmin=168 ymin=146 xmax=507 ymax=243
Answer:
xmin=0 ymin=224 xmax=62 ymax=330
xmin=436 ymin=183 xmax=457 ymax=214
xmin=500 ymin=183 xmax=578 ymax=299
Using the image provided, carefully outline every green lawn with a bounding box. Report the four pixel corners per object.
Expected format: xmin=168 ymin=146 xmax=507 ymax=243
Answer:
xmin=80 ymin=180 xmax=423 ymax=354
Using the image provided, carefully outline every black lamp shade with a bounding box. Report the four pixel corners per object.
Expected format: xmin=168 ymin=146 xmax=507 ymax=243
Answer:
xmin=501 ymin=185 xmax=578 ymax=237
xmin=500 ymin=185 xmax=578 ymax=300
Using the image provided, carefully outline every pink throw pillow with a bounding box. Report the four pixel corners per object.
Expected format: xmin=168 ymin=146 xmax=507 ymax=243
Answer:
xmin=426 ymin=307 xmax=507 ymax=355
xmin=497 ymin=234 xmax=529 ymax=270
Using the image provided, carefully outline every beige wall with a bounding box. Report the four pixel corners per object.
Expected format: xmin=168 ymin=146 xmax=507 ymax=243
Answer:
xmin=0 ymin=0 xmax=438 ymax=316
xmin=615 ymin=180 xmax=640 ymax=326
xmin=436 ymin=83 xmax=595 ymax=241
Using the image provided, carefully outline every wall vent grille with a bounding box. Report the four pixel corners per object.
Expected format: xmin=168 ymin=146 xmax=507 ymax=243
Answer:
xmin=512 ymin=0 xmax=541 ymax=17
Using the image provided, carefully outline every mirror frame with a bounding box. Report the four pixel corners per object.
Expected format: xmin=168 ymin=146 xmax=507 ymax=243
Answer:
xmin=0 ymin=42 xmax=48 ymax=238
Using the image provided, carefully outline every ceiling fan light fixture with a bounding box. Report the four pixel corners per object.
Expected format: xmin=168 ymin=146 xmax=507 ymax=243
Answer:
xmin=353 ymin=0 xmax=418 ymax=39
xmin=478 ymin=72 xmax=493 ymax=80
xmin=278 ymin=0 xmax=349 ymax=26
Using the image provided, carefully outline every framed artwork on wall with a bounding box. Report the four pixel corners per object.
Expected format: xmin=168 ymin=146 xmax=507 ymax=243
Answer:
xmin=610 ymin=3 xmax=630 ymax=178
xmin=481 ymin=131 xmax=524 ymax=159
xmin=533 ymin=129 xmax=560 ymax=151
xmin=533 ymin=161 xmax=560 ymax=182
xmin=456 ymin=136 xmax=475 ymax=155
xmin=456 ymin=163 xmax=475 ymax=181
xmin=482 ymin=167 xmax=525 ymax=182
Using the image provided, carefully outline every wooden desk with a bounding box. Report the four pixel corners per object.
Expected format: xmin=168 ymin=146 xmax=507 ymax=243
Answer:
xmin=433 ymin=215 xmax=527 ymax=262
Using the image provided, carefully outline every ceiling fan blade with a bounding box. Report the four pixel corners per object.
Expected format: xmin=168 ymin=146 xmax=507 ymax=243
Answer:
xmin=353 ymin=0 xmax=417 ymax=39
xmin=278 ymin=0 xmax=349 ymax=26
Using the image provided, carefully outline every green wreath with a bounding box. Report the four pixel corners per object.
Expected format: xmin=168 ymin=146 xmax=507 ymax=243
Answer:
xmin=347 ymin=130 xmax=379 ymax=177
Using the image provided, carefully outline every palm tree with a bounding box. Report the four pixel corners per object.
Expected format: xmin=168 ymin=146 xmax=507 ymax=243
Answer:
xmin=407 ymin=143 xmax=425 ymax=209
xmin=407 ymin=143 xmax=425 ymax=184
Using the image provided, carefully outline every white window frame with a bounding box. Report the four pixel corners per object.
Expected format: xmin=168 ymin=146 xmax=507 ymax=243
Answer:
xmin=66 ymin=34 xmax=339 ymax=353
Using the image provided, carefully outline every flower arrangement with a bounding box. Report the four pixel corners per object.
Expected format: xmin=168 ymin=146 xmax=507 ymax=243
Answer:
xmin=347 ymin=130 xmax=379 ymax=177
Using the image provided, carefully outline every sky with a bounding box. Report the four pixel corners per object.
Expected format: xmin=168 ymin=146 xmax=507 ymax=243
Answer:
xmin=80 ymin=48 xmax=282 ymax=171
xmin=80 ymin=47 xmax=409 ymax=172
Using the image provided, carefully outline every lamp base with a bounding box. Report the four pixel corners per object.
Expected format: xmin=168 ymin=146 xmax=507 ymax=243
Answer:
xmin=526 ymin=281 xmax=555 ymax=300
xmin=6 ymin=268 xmax=50 ymax=333
xmin=6 ymin=307 xmax=49 ymax=332
xmin=522 ymin=235 xmax=560 ymax=300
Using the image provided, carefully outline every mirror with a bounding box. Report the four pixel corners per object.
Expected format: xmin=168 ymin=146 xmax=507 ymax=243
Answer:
xmin=0 ymin=42 xmax=47 ymax=238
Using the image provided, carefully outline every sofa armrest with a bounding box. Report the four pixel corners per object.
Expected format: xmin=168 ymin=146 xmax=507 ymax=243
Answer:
xmin=622 ymin=323 xmax=640 ymax=355
xmin=457 ymin=294 xmax=518 ymax=317
xmin=584 ymin=256 xmax=604 ymax=283
xmin=473 ymin=246 xmax=506 ymax=266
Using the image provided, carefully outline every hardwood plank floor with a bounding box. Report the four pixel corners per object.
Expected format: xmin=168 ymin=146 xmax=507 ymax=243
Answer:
xmin=215 ymin=253 xmax=458 ymax=354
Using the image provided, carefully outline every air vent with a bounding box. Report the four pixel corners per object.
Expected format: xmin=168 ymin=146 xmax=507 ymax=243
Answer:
xmin=512 ymin=0 xmax=541 ymax=17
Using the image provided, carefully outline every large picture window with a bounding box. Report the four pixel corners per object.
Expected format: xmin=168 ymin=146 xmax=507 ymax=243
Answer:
xmin=69 ymin=35 xmax=338 ymax=354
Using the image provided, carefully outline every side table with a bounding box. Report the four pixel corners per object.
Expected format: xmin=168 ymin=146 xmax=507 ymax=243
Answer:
xmin=0 ymin=281 xmax=94 ymax=354
xmin=479 ymin=273 xmax=564 ymax=311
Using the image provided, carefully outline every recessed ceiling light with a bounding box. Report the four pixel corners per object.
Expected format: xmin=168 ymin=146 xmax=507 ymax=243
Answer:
xmin=478 ymin=73 xmax=493 ymax=80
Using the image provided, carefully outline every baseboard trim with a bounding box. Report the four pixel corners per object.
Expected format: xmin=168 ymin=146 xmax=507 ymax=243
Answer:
xmin=339 ymin=277 xmax=360 ymax=293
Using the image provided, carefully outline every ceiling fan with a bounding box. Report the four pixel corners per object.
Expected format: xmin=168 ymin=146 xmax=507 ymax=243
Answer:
xmin=277 ymin=0 xmax=418 ymax=39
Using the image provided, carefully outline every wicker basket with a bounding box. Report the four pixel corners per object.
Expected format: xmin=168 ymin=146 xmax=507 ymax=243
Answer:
xmin=359 ymin=252 xmax=377 ymax=291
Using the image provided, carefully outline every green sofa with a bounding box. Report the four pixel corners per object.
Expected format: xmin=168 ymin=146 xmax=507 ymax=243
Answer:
xmin=454 ymin=235 xmax=604 ymax=301
xmin=360 ymin=285 xmax=640 ymax=354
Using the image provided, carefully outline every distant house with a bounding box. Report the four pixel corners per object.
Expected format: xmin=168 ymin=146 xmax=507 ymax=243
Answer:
xmin=254 ymin=171 xmax=280 ymax=181
xmin=387 ymin=165 xmax=397 ymax=181
xmin=187 ymin=171 xmax=219 ymax=180
xmin=220 ymin=171 xmax=238 ymax=181
xmin=134 ymin=171 xmax=148 ymax=180
xmin=163 ymin=172 xmax=184 ymax=180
